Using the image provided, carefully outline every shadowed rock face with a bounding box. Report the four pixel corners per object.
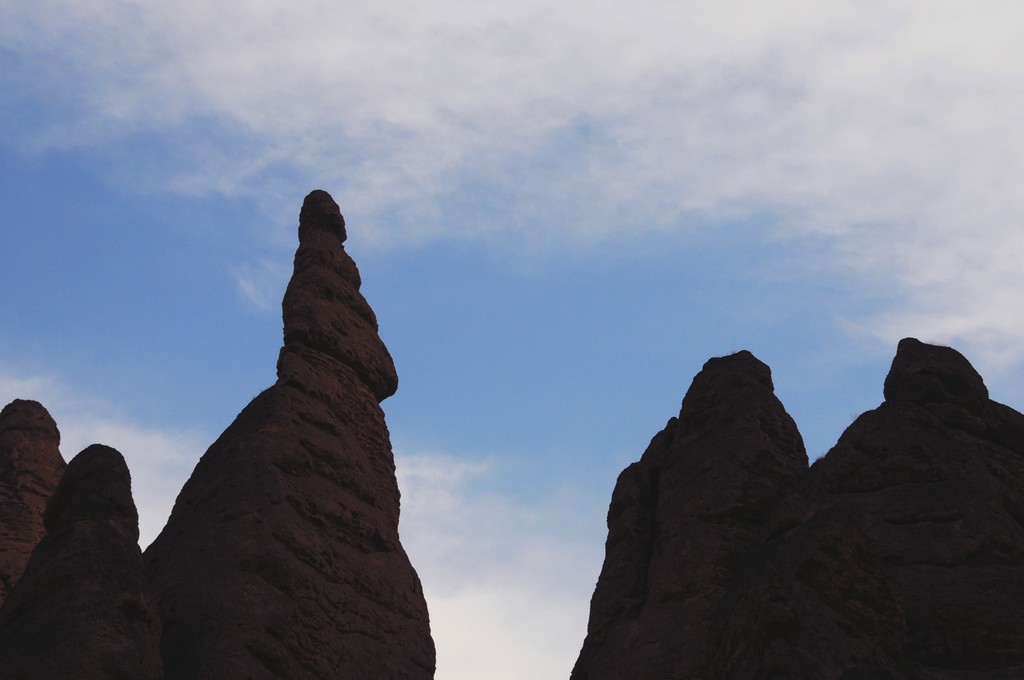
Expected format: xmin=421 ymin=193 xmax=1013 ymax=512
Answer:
xmin=144 ymin=190 xmax=434 ymax=679
xmin=0 ymin=399 xmax=65 ymax=607
xmin=575 ymin=339 xmax=1024 ymax=679
xmin=796 ymin=338 xmax=1024 ymax=678
xmin=0 ymin=445 xmax=162 ymax=679
xmin=572 ymin=351 xmax=808 ymax=680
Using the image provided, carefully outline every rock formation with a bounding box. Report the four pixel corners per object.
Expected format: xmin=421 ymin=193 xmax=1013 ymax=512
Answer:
xmin=7 ymin=188 xmax=1020 ymax=680
xmin=574 ymin=338 xmax=1024 ymax=679
xmin=572 ymin=350 xmax=809 ymax=680
xmin=143 ymin=190 xmax=435 ymax=679
xmin=0 ymin=399 xmax=65 ymax=607
xmin=791 ymin=337 xmax=1024 ymax=677
xmin=0 ymin=444 xmax=162 ymax=679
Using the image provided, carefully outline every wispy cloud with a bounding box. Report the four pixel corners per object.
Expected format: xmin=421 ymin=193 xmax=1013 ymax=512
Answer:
xmin=396 ymin=451 xmax=603 ymax=680
xmin=0 ymin=369 xmax=205 ymax=548
xmin=4 ymin=2 xmax=1024 ymax=362
xmin=231 ymin=257 xmax=291 ymax=312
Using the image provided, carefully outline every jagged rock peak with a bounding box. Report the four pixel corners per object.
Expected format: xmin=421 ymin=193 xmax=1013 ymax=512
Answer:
xmin=0 ymin=399 xmax=65 ymax=608
xmin=883 ymin=336 xmax=988 ymax=412
xmin=673 ymin=350 xmax=778 ymax=442
xmin=43 ymin=444 xmax=138 ymax=541
xmin=699 ymin=349 xmax=774 ymax=388
xmin=803 ymin=338 xmax=1024 ymax=675
xmin=0 ymin=444 xmax=162 ymax=679
xmin=279 ymin=189 xmax=398 ymax=402
xmin=572 ymin=350 xmax=806 ymax=680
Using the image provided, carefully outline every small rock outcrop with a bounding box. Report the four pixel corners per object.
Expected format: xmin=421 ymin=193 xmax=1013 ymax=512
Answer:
xmin=143 ymin=190 xmax=434 ymax=679
xmin=0 ymin=445 xmax=162 ymax=679
xmin=575 ymin=339 xmax=1024 ymax=679
xmin=572 ymin=351 xmax=808 ymax=679
xmin=0 ymin=399 xmax=65 ymax=607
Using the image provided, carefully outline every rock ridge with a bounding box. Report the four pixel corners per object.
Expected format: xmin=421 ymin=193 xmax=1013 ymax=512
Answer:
xmin=574 ymin=339 xmax=1024 ymax=679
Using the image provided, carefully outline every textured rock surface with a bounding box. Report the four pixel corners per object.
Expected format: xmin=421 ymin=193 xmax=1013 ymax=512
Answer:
xmin=144 ymin=190 xmax=434 ymax=679
xmin=575 ymin=339 xmax=1024 ymax=679
xmin=798 ymin=338 xmax=1024 ymax=677
xmin=0 ymin=399 xmax=65 ymax=607
xmin=0 ymin=444 xmax=162 ymax=679
xmin=572 ymin=351 xmax=808 ymax=680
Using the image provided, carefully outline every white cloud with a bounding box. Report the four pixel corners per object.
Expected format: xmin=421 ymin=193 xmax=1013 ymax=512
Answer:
xmin=0 ymin=370 xmax=205 ymax=548
xmin=4 ymin=3 xmax=1024 ymax=361
xmin=396 ymin=451 xmax=603 ymax=680
xmin=231 ymin=257 xmax=291 ymax=312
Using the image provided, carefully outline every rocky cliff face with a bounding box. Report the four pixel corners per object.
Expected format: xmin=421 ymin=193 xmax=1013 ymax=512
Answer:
xmin=791 ymin=338 xmax=1024 ymax=677
xmin=572 ymin=350 xmax=809 ymax=680
xmin=143 ymin=190 xmax=434 ymax=679
xmin=574 ymin=338 xmax=1024 ymax=679
xmin=0 ymin=444 xmax=162 ymax=679
xmin=0 ymin=399 xmax=65 ymax=608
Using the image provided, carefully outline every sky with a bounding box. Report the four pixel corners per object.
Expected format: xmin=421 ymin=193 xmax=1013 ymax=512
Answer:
xmin=3 ymin=1 xmax=1024 ymax=677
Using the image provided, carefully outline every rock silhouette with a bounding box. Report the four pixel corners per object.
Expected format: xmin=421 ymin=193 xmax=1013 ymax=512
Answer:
xmin=574 ymin=338 xmax=1024 ymax=679
xmin=790 ymin=338 xmax=1024 ymax=677
xmin=143 ymin=190 xmax=434 ymax=679
xmin=0 ymin=399 xmax=65 ymax=608
xmin=3 ymin=190 xmax=1021 ymax=679
xmin=0 ymin=444 xmax=162 ymax=679
xmin=572 ymin=350 xmax=808 ymax=680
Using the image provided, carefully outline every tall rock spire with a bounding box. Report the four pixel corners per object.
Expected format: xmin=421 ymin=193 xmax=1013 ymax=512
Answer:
xmin=0 ymin=399 xmax=65 ymax=607
xmin=280 ymin=189 xmax=398 ymax=402
xmin=144 ymin=190 xmax=434 ymax=679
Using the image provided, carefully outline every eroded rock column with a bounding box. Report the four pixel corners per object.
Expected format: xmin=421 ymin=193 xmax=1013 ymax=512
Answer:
xmin=144 ymin=190 xmax=434 ymax=679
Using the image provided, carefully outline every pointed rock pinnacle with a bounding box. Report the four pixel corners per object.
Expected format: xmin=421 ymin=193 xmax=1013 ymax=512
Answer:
xmin=144 ymin=190 xmax=434 ymax=680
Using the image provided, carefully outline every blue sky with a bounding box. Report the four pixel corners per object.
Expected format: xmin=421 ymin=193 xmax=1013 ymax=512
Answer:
xmin=4 ymin=2 xmax=1024 ymax=677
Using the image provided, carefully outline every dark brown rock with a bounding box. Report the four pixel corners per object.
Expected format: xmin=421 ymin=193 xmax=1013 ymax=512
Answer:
xmin=712 ymin=505 xmax=906 ymax=679
xmin=144 ymin=190 xmax=434 ymax=679
xmin=282 ymin=189 xmax=399 ymax=402
xmin=0 ymin=444 xmax=162 ymax=679
xmin=0 ymin=399 xmax=65 ymax=607
xmin=576 ymin=339 xmax=1024 ymax=679
xmin=572 ymin=351 xmax=808 ymax=680
xmin=801 ymin=338 xmax=1024 ymax=677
